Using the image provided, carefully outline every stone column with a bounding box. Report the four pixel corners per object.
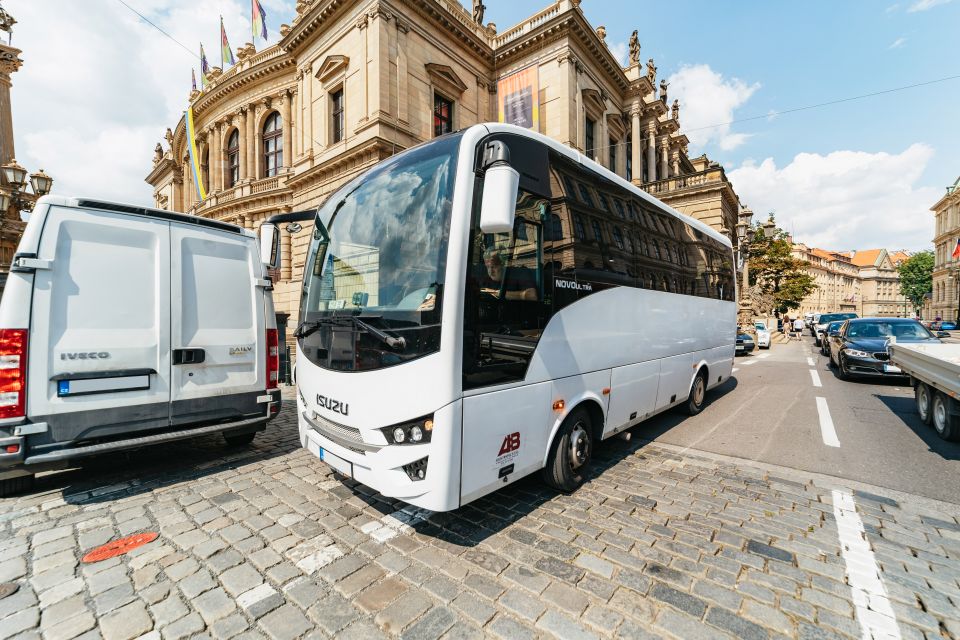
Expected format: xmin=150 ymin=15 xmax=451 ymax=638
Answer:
xmin=630 ymin=107 xmax=641 ymax=185
xmin=281 ymin=90 xmax=292 ymax=169
xmin=659 ymin=136 xmax=669 ymax=180
xmin=238 ymin=107 xmax=248 ymax=180
xmin=646 ymin=124 xmax=657 ymax=182
xmin=212 ymin=123 xmax=223 ymax=192
xmin=247 ymin=105 xmax=257 ymax=179
xmin=598 ymin=108 xmax=609 ymax=168
xmin=0 ymin=44 xmax=23 ymax=167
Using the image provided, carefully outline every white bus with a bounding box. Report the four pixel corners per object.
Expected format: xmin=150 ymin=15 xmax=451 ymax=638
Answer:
xmin=261 ymin=124 xmax=736 ymax=512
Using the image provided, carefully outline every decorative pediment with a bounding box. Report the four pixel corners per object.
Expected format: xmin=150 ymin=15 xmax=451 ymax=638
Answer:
xmin=581 ymin=88 xmax=605 ymax=116
xmin=425 ymin=63 xmax=468 ymax=97
xmin=606 ymin=112 xmax=625 ymax=137
xmin=315 ymin=55 xmax=349 ymax=84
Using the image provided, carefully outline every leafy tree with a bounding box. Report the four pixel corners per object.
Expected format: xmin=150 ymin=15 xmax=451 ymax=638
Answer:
xmin=747 ymin=221 xmax=817 ymax=313
xmin=897 ymin=250 xmax=933 ymax=317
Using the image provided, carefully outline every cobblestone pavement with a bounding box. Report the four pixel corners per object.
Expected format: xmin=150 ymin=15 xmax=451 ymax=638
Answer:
xmin=2 ymin=399 xmax=960 ymax=640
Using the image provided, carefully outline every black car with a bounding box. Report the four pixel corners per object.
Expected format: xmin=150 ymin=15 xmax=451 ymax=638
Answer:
xmin=829 ymin=318 xmax=944 ymax=380
xmin=736 ymin=333 xmax=755 ymax=356
xmin=819 ymin=321 xmax=845 ymax=357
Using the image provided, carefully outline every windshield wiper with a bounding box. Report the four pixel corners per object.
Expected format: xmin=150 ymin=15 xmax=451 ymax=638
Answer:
xmin=294 ymin=316 xmax=351 ymax=339
xmin=351 ymin=316 xmax=406 ymax=351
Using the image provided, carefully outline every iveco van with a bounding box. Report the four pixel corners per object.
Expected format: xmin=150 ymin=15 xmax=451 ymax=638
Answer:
xmin=0 ymin=196 xmax=281 ymax=495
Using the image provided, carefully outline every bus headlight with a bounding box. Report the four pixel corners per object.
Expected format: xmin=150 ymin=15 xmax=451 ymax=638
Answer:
xmin=382 ymin=415 xmax=433 ymax=445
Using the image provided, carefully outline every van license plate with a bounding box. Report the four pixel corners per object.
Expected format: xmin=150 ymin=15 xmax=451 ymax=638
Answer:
xmin=309 ymin=441 xmax=352 ymax=477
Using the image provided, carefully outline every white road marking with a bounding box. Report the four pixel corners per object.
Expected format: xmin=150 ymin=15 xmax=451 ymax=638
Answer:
xmin=809 ymin=369 xmax=822 ymax=388
xmin=732 ymin=368 xmax=739 ymax=373
xmin=756 ymin=353 xmax=771 ymax=359
xmin=816 ymin=396 xmax=840 ymax=447
xmin=742 ymin=360 xmax=757 ymax=366
xmin=806 ymin=357 xmax=815 ymax=367
xmin=832 ymin=490 xmax=902 ymax=639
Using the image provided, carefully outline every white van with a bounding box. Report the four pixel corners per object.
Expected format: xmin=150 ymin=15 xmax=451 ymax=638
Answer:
xmin=0 ymin=196 xmax=281 ymax=495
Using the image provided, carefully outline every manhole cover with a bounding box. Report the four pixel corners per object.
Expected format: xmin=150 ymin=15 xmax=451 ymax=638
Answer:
xmin=81 ymin=532 xmax=159 ymax=563
xmin=0 ymin=583 xmax=19 ymax=599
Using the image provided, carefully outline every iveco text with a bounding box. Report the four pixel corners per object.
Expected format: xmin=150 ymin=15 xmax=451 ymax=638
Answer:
xmin=260 ymin=124 xmax=737 ymax=511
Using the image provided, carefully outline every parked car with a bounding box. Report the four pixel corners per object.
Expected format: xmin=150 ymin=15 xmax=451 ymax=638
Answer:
xmin=931 ymin=321 xmax=957 ymax=332
xmin=0 ymin=196 xmax=282 ymax=496
xmin=804 ymin=312 xmax=815 ymax=328
xmin=828 ymin=318 xmax=944 ymax=380
xmin=819 ymin=321 xmax=845 ymax=357
xmin=736 ymin=332 xmax=756 ymax=355
xmin=814 ymin=312 xmax=858 ymax=345
xmin=754 ymin=322 xmax=771 ymax=349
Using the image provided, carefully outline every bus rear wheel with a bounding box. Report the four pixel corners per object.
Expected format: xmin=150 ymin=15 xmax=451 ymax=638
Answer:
xmin=542 ymin=407 xmax=593 ymax=492
xmin=686 ymin=370 xmax=707 ymax=416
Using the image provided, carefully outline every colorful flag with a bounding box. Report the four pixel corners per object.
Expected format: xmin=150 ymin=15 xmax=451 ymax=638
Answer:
xmin=186 ymin=107 xmax=207 ymax=202
xmin=952 ymin=238 xmax=960 ymax=260
xmin=200 ymin=43 xmax=210 ymax=88
xmin=252 ymin=0 xmax=268 ymax=41
xmin=191 ymin=68 xmax=197 ymax=92
xmin=220 ymin=16 xmax=235 ymax=68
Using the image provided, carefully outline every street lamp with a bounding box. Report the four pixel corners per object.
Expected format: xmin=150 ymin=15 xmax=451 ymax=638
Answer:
xmin=0 ymin=159 xmax=53 ymax=217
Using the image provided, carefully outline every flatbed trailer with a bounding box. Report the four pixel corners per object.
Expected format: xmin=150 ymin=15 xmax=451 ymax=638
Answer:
xmin=889 ymin=342 xmax=960 ymax=441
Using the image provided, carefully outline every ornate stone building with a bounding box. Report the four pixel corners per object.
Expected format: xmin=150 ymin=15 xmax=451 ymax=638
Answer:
xmin=147 ymin=0 xmax=744 ymax=320
xmin=931 ymin=175 xmax=960 ymax=322
xmin=0 ymin=4 xmax=26 ymax=290
xmin=849 ymin=249 xmax=909 ymax=318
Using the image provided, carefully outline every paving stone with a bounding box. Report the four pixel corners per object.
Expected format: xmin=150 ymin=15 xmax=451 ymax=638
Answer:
xmin=307 ymin=592 xmax=360 ymax=636
xmin=399 ymin=605 xmax=456 ymax=640
xmin=194 ymin=587 xmax=236 ymax=624
xmin=745 ymin=539 xmax=795 ymax=564
xmin=152 ymin=595 xmax=189 ymax=627
xmin=209 ymin=613 xmax=250 ymax=640
xmin=374 ymin=590 xmax=434 ymax=634
xmin=179 ymin=569 xmax=216 ymax=599
xmin=535 ymin=557 xmax=584 ymax=584
xmin=99 ymin=601 xmax=153 ymax=640
xmin=488 ymin=614 xmax=538 ymax=640
xmin=355 ymin=576 xmax=407 ymax=612
xmin=0 ymin=607 xmax=40 ymax=640
xmin=705 ymin=607 xmax=768 ymax=640
xmin=542 ymin=581 xmax=590 ymax=616
xmin=536 ymin=610 xmax=600 ymax=640
xmin=161 ymin=611 xmax=204 ymax=640
xmin=649 ymin=582 xmax=707 ymax=618
xmin=257 ymin=604 xmax=311 ymax=640
xmin=499 ymin=587 xmax=547 ymax=621
xmin=220 ymin=563 xmax=263 ymax=598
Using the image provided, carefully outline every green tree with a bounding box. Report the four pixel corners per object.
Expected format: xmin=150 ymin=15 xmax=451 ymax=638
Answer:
xmin=747 ymin=222 xmax=817 ymax=313
xmin=897 ymin=250 xmax=933 ymax=317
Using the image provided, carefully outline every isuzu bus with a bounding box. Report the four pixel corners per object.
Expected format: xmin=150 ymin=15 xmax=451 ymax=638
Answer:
xmin=261 ymin=123 xmax=736 ymax=511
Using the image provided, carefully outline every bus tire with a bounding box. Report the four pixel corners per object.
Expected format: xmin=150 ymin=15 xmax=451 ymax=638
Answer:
xmin=915 ymin=383 xmax=933 ymax=425
xmin=542 ymin=407 xmax=593 ymax=493
xmin=223 ymin=431 xmax=257 ymax=447
xmin=932 ymin=392 xmax=960 ymax=441
xmin=686 ymin=370 xmax=707 ymax=416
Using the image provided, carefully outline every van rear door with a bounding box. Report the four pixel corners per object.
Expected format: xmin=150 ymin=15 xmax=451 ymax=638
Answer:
xmin=169 ymin=225 xmax=265 ymax=426
xmin=27 ymin=205 xmax=172 ymax=444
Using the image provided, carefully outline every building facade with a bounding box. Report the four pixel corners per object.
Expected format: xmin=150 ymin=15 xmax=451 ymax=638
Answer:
xmin=849 ymin=249 xmax=909 ymax=318
xmin=0 ymin=5 xmax=26 ymax=290
xmin=932 ymin=176 xmax=960 ymax=322
xmin=147 ymin=0 xmax=744 ymax=322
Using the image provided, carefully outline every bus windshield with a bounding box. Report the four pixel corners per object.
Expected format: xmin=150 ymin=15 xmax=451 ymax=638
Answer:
xmin=298 ymin=133 xmax=462 ymax=372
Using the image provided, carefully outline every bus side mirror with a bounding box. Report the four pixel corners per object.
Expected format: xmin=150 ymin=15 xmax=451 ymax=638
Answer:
xmin=259 ymin=222 xmax=281 ymax=270
xmin=479 ymin=140 xmax=519 ymax=234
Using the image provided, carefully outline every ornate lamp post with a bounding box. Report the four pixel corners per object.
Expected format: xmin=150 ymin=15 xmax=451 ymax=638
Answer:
xmin=0 ymin=159 xmax=52 ymax=215
xmin=736 ymin=209 xmax=755 ymax=327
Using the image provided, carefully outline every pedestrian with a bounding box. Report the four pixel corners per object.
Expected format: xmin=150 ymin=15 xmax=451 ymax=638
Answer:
xmin=793 ymin=316 xmax=804 ymax=340
xmin=783 ymin=316 xmax=790 ymax=336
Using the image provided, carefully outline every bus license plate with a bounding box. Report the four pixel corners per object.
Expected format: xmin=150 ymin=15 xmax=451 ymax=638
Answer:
xmin=884 ymin=364 xmax=901 ymax=373
xmin=316 ymin=445 xmax=353 ymax=477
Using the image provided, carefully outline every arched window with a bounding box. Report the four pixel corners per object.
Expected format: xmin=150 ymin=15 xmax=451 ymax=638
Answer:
xmin=227 ymin=130 xmax=240 ymax=187
xmin=262 ymin=112 xmax=282 ymax=178
xmin=200 ymin=147 xmax=209 ymax=193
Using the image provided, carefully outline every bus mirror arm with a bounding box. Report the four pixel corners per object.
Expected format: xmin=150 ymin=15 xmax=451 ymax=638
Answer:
xmin=479 ymin=140 xmax=519 ymax=234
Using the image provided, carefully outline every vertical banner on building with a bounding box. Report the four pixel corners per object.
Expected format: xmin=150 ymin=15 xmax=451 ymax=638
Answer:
xmin=497 ymin=66 xmax=539 ymax=132
xmin=186 ymin=106 xmax=207 ymax=202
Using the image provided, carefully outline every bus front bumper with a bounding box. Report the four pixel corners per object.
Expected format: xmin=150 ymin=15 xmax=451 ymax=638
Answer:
xmin=297 ymin=403 xmax=461 ymax=512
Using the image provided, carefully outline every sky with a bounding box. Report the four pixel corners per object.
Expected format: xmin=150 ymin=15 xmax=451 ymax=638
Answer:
xmin=6 ymin=0 xmax=959 ymax=252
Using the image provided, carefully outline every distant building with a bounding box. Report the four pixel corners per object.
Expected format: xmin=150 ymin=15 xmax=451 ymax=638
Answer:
xmin=146 ymin=0 xmax=746 ymax=322
xmin=848 ymin=249 xmax=909 ymax=317
xmin=931 ymin=175 xmax=960 ymax=322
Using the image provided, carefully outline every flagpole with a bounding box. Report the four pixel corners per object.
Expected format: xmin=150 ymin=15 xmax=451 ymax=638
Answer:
xmin=220 ymin=16 xmax=224 ymax=69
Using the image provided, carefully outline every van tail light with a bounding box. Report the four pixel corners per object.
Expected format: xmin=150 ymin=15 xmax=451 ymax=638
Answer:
xmin=0 ymin=329 xmax=27 ymax=420
xmin=266 ymin=328 xmax=279 ymax=390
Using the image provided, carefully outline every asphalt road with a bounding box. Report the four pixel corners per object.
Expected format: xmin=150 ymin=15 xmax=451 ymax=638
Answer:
xmin=634 ymin=334 xmax=960 ymax=505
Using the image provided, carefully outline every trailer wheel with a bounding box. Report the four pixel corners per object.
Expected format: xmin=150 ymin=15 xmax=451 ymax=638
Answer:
xmin=542 ymin=407 xmax=593 ymax=492
xmin=915 ymin=383 xmax=933 ymax=425
xmin=0 ymin=474 xmax=34 ymax=498
xmin=932 ymin=392 xmax=960 ymax=441
xmin=686 ymin=370 xmax=708 ymax=416
xmin=223 ymin=431 xmax=257 ymax=447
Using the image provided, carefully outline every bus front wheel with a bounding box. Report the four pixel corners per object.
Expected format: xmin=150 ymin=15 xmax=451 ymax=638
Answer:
xmin=542 ymin=407 xmax=593 ymax=492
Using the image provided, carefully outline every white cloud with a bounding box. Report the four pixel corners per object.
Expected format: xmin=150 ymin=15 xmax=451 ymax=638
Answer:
xmin=908 ymin=0 xmax=953 ymax=10
xmin=729 ymin=144 xmax=940 ymax=252
xmin=666 ymin=64 xmax=760 ymax=152
xmin=889 ymin=37 xmax=907 ymax=48
xmin=6 ymin=0 xmax=293 ymax=206
xmin=609 ymin=41 xmax=628 ymax=67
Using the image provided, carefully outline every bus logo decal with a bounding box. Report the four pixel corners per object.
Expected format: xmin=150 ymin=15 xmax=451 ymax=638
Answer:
xmin=317 ymin=394 xmax=349 ymax=416
xmin=554 ymin=278 xmax=592 ymax=292
xmin=498 ymin=432 xmax=520 ymax=456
